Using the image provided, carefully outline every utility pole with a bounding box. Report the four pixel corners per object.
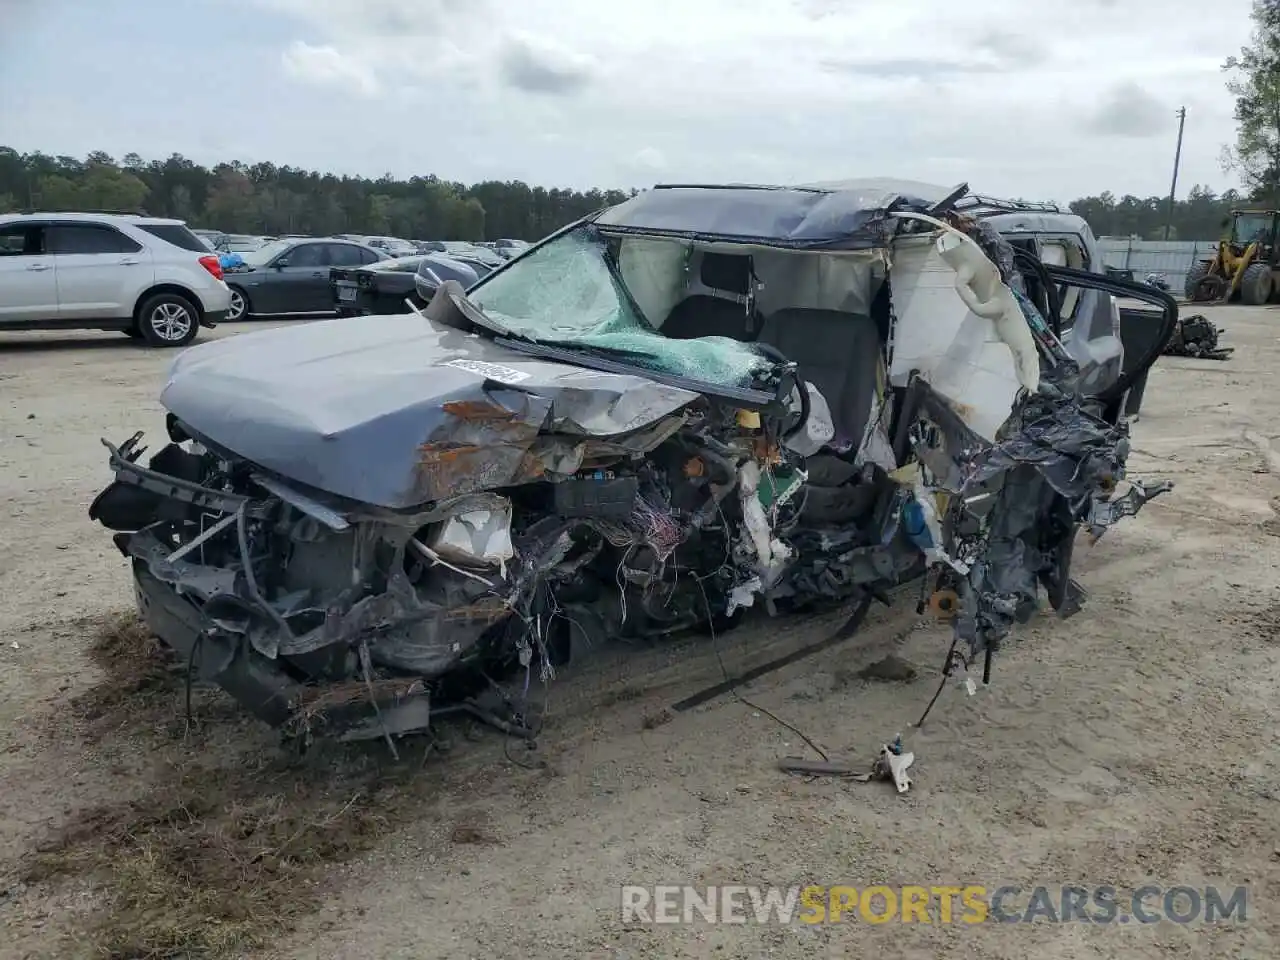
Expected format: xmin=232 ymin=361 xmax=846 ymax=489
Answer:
xmin=1163 ymin=106 xmax=1187 ymax=241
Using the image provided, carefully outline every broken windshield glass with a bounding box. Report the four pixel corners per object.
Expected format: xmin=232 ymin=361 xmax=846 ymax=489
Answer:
xmin=468 ymin=226 xmax=771 ymax=387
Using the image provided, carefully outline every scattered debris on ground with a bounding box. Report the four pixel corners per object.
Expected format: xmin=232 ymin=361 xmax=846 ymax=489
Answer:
xmin=1164 ymin=313 xmax=1233 ymax=360
xmin=778 ymin=736 xmax=915 ymax=792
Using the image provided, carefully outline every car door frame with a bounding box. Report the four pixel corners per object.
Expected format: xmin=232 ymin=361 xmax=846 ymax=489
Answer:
xmin=0 ymin=222 xmax=58 ymax=324
xmin=295 ymin=242 xmax=338 ymax=312
xmin=257 ymin=241 xmax=330 ymax=314
xmin=1041 ymin=264 xmax=1177 ymax=422
xmin=45 ymin=220 xmax=151 ymax=320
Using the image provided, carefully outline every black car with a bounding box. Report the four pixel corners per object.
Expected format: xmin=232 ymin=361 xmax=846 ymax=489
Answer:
xmin=223 ymin=238 xmax=386 ymax=320
xmin=331 ymin=255 xmax=425 ymax=315
xmin=331 ymin=253 xmax=480 ymax=315
xmin=444 ymin=243 xmax=504 ymax=275
xmin=412 ymin=253 xmax=481 ymax=303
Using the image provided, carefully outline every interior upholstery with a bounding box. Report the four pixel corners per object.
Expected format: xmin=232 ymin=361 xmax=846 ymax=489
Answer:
xmin=755 ymin=308 xmax=881 ymax=450
xmin=661 ymin=295 xmax=759 ymax=340
xmin=659 ymin=251 xmax=761 ymax=340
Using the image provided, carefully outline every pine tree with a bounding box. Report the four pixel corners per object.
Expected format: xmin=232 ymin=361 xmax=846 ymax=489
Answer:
xmin=1224 ymin=0 xmax=1280 ymax=204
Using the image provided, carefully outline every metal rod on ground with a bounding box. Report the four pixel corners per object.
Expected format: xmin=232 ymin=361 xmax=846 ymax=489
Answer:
xmin=671 ymin=596 xmax=874 ymax=713
xmin=1162 ymin=106 xmax=1187 ymax=242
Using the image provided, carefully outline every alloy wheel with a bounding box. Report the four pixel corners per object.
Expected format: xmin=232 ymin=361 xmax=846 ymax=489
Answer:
xmin=151 ymin=302 xmax=194 ymax=342
xmin=227 ymin=289 xmax=246 ymax=321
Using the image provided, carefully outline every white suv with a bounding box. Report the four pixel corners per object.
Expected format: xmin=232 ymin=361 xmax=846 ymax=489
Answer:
xmin=0 ymin=212 xmax=232 ymax=347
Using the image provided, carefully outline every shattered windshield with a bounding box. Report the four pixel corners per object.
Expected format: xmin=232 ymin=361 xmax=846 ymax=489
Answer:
xmin=467 ymin=225 xmax=771 ymax=386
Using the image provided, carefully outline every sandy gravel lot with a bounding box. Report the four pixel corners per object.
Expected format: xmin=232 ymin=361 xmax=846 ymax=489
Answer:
xmin=1 ymin=308 xmax=1278 ymax=959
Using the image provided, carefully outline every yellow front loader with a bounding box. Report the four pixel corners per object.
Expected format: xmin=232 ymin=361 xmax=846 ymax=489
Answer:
xmin=1184 ymin=210 xmax=1280 ymax=305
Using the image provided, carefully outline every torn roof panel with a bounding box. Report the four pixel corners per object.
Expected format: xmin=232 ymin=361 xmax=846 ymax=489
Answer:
xmin=595 ymin=183 xmax=934 ymax=249
xmin=797 ymin=177 xmax=958 ymax=203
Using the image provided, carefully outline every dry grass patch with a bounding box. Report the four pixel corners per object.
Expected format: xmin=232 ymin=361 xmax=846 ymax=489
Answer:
xmin=24 ymin=751 xmax=417 ymax=959
xmin=21 ymin=613 xmax=461 ymax=960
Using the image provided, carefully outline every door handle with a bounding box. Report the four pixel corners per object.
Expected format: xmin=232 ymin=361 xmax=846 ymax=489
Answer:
xmin=26 ymin=263 xmax=50 ymax=272
xmin=119 ymin=258 xmax=139 ymax=265
xmin=311 ymin=271 xmax=325 ymax=277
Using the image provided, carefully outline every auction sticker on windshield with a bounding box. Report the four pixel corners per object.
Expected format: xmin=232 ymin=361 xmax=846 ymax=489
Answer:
xmin=440 ymin=357 xmax=532 ymax=384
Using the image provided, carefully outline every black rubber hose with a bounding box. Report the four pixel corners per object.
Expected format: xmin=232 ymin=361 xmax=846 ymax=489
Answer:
xmin=1012 ymin=248 xmax=1062 ymax=337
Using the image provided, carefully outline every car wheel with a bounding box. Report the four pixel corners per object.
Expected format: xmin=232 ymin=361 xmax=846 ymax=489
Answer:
xmin=226 ymin=285 xmax=249 ymax=322
xmin=137 ymin=293 xmax=200 ymax=347
xmin=1183 ymin=260 xmax=1211 ymax=300
xmin=1240 ymin=262 xmax=1272 ymax=306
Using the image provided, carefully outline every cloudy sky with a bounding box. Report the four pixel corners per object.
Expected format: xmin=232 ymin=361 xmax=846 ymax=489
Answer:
xmin=0 ymin=0 xmax=1257 ymax=203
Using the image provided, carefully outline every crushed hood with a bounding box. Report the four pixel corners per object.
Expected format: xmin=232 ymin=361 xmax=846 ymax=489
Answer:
xmin=161 ymin=314 xmax=700 ymax=509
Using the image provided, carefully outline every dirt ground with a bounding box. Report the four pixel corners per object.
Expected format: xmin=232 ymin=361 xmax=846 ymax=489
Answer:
xmin=1 ymin=307 xmax=1278 ymax=959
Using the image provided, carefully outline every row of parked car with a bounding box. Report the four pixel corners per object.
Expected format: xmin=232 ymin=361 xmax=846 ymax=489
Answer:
xmin=184 ymin=230 xmax=531 ymax=322
xmin=202 ymin=235 xmax=517 ymax=321
xmin=0 ymin=211 xmax=535 ymax=346
xmin=192 ymin=229 xmax=528 ymax=262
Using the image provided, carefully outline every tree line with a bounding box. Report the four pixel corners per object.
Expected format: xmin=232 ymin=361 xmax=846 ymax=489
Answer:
xmin=0 ymin=147 xmax=635 ymax=242
xmin=0 ymin=145 xmax=1266 ymax=244
xmin=1066 ymin=187 xmax=1247 ymax=242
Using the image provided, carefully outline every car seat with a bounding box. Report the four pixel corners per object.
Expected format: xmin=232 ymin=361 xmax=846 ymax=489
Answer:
xmin=661 ymin=252 xmax=762 ymax=340
xmin=755 ymin=308 xmax=881 ymax=451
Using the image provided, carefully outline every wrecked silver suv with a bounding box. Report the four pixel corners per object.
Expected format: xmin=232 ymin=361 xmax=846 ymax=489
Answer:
xmin=89 ymin=180 xmax=1175 ymax=745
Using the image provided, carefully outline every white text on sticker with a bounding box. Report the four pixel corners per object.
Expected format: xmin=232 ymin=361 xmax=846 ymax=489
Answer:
xmin=441 ymin=357 xmax=531 ymax=384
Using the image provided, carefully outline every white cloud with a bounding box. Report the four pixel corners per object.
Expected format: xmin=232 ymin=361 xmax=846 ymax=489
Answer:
xmin=0 ymin=0 xmax=1257 ymax=201
xmin=280 ymin=40 xmax=380 ymax=96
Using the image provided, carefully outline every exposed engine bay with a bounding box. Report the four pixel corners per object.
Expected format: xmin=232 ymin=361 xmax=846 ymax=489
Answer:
xmin=88 ymin=182 xmax=1177 ymax=746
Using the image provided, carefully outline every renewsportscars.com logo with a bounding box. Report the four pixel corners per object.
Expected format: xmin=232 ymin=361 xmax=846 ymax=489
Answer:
xmin=620 ymin=884 xmax=1248 ymax=925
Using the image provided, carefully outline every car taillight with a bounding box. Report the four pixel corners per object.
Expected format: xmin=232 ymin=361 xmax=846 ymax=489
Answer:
xmin=198 ymin=255 xmax=223 ymax=281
